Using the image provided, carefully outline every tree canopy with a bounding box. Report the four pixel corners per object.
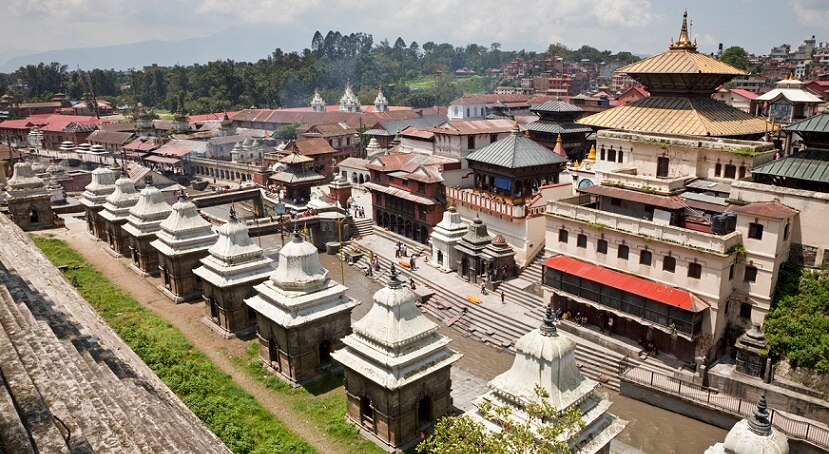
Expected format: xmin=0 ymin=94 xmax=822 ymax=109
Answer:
xmin=764 ymin=263 xmax=829 ymax=373
xmin=417 ymin=385 xmax=584 ymax=454
xmin=720 ymin=46 xmax=750 ymax=71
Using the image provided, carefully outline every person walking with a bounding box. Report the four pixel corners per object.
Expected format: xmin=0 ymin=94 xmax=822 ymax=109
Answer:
xmin=607 ymin=316 xmax=614 ymax=335
xmin=481 ymin=281 xmax=487 ymax=295
xmin=409 ymin=255 xmax=416 ymax=270
xmin=500 ymin=290 xmax=505 ymax=304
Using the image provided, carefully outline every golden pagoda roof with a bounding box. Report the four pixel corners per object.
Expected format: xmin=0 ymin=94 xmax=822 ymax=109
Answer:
xmin=620 ymin=11 xmax=744 ymax=77
xmin=578 ymin=96 xmax=768 ymax=137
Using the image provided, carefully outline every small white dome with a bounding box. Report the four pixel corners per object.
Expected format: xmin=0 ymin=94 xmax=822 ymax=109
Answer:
xmin=269 ymin=231 xmax=328 ymax=291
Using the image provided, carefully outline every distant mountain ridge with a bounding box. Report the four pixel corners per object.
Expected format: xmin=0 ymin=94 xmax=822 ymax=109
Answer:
xmin=0 ymin=25 xmax=309 ymax=72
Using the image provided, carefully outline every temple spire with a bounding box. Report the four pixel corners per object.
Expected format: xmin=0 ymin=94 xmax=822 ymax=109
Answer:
xmin=540 ymin=305 xmax=558 ymax=336
xmin=670 ymin=10 xmax=697 ymax=51
xmin=388 ymin=263 xmax=403 ymax=289
xmin=747 ymin=394 xmax=772 ymax=436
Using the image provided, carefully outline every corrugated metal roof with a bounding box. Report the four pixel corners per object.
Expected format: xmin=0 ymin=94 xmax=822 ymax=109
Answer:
xmin=526 ymin=122 xmax=594 ymax=135
xmin=531 ymin=99 xmax=583 ymax=114
xmin=577 ymin=96 xmax=768 ymax=137
xmin=363 ymin=181 xmax=437 ymax=205
xmin=783 ymin=110 xmax=829 ymax=133
xmin=375 ymin=115 xmax=448 ymax=133
xmin=750 ymin=150 xmax=829 ymax=183
xmin=543 ymin=256 xmax=708 ymax=312
xmin=619 ymin=49 xmax=745 ymax=76
xmin=465 ymin=131 xmax=566 ymax=169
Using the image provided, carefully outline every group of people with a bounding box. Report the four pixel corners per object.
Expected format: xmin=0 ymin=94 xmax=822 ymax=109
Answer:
xmin=351 ymin=205 xmax=366 ymax=218
xmin=394 ymin=241 xmax=409 ymax=258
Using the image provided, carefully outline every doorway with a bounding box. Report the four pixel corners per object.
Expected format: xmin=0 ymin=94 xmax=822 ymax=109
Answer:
xmin=417 ymin=395 xmax=432 ymax=427
xmin=319 ymin=339 xmax=332 ymax=366
xmin=657 ymin=156 xmax=669 ymax=178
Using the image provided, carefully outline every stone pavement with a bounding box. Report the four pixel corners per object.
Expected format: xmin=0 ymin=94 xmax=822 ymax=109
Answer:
xmin=450 ymin=367 xmax=491 ymax=413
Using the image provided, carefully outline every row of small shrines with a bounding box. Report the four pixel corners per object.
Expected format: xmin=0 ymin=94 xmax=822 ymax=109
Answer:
xmin=67 ymin=163 xmax=621 ymax=452
xmin=0 ymin=160 xmax=791 ymax=453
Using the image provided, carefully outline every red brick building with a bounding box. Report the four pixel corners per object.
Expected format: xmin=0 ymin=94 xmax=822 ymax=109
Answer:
xmin=364 ymin=153 xmax=460 ymax=243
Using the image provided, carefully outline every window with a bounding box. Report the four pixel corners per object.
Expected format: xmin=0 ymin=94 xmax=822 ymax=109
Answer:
xmin=724 ymin=164 xmax=737 ymax=179
xmin=618 ymin=244 xmax=629 ymax=260
xmin=558 ymin=229 xmax=568 ymax=243
xmin=618 ymin=150 xmax=624 ymax=163
xmin=784 ymin=223 xmax=790 ymax=240
xmin=611 ymin=197 xmax=621 ymax=207
xmin=597 ymin=239 xmax=608 ymax=254
xmin=467 ymin=136 xmax=475 ymax=149
xmin=729 ymin=263 xmax=735 ymax=280
xmin=607 ymin=148 xmax=616 ymax=162
xmin=748 ymin=222 xmax=764 ymax=240
xmin=639 ymin=250 xmax=652 ymax=266
xmin=738 ymin=165 xmax=746 ymax=179
xmin=466 ymin=108 xmax=470 ymax=117
xmin=688 ymin=262 xmax=702 ymax=279
xmin=577 ymin=234 xmax=587 ymax=248
xmin=715 ymin=163 xmax=722 ymax=177
xmin=744 ymin=265 xmax=758 ymax=283
xmin=600 ymin=146 xmax=606 ymax=160
xmin=739 ymin=302 xmax=752 ymax=319
xmin=490 ymin=133 xmax=498 ymax=143
xmin=418 ymin=182 xmax=425 ymax=193
xmin=663 ymin=256 xmax=676 ymax=272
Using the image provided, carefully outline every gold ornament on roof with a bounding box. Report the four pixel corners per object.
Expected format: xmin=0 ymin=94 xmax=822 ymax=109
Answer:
xmin=669 ymin=10 xmax=697 ymax=51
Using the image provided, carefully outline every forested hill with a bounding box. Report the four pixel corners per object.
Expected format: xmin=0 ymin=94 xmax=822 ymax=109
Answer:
xmin=0 ymin=30 xmax=640 ymax=115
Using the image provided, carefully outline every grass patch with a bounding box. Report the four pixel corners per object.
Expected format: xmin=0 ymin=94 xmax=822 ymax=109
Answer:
xmin=237 ymin=342 xmax=385 ymax=454
xmin=31 ymin=235 xmax=315 ymax=454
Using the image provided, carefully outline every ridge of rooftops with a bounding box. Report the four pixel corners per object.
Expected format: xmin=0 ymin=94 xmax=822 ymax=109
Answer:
xmin=598 ymin=129 xmax=776 ymax=155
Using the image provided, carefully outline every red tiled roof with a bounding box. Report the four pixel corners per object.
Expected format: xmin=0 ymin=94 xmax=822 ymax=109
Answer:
xmin=0 ymin=119 xmax=37 ymax=130
xmin=733 ymin=201 xmax=797 ymax=219
xmin=728 ymin=88 xmax=759 ymax=100
xmin=286 ymin=136 xmax=336 ymax=156
xmin=231 ymin=108 xmax=420 ymax=128
xmin=450 ymin=93 xmax=530 ymax=106
xmin=39 ymin=115 xmax=100 ymax=133
xmin=428 ymin=119 xmax=514 ymax=135
xmin=543 ymin=256 xmax=708 ymax=312
xmin=144 ymin=155 xmax=182 ymax=165
xmin=578 ymin=184 xmax=688 ymax=209
xmin=399 ymin=126 xmax=435 ymax=140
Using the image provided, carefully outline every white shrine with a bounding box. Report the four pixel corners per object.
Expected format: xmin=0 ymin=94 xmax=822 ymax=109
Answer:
xmin=99 ymin=171 xmax=140 ymax=257
xmin=373 ymin=86 xmax=389 ymax=112
xmin=122 ymin=178 xmax=172 ymax=276
xmin=705 ymin=395 xmax=789 ymax=454
xmin=151 ymin=189 xmax=218 ymax=302
xmin=310 ymin=88 xmax=326 ymax=112
xmin=332 ymin=264 xmax=462 ymax=450
xmin=245 ymin=230 xmax=358 ymax=385
xmin=429 ymin=204 xmax=467 ymax=273
xmin=339 ymin=83 xmax=361 ymax=112
xmin=80 ymin=165 xmax=118 ymax=241
xmin=467 ymin=306 xmax=626 ymax=454
xmin=194 ymin=206 xmax=274 ymax=337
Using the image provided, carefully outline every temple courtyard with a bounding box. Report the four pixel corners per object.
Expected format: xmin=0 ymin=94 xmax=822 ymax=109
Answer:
xmin=39 ymin=213 xmax=727 ymax=453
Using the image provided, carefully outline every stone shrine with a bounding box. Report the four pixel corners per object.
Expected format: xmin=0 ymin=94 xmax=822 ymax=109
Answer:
xmin=99 ymin=171 xmax=141 ymax=257
xmin=79 ymin=165 xmax=117 ymax=240
xmin=194 ymin=206 xmax=274 ymax=337
xmin=467 ymin=306 xmax=626 ymax=453
xmin=704 ymin=394 xmax=789 ymax=454
xmin=245 ymin=230 xmax=358 ymax=385
xmin=151 ymin=189 xmax=218 ymax=302
xmin=735 ymin=323 xmax=770 ymax=379
xmin=4 ymin=161 xmax=56 ymax=231
xmin=122 ymin=177 xmax=172 ymax=276
xmin=332 ymin=264 xmax=462 ymax=451
xmin=429 ymin=204 xmax=467 ymax=273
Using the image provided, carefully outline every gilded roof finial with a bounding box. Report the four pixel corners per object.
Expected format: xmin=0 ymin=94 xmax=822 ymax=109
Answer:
xmin=669 ymin=10 xmax=697 ymax=51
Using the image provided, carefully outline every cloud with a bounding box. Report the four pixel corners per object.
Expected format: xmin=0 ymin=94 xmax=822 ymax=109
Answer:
xmin=790 ymin=0 xmax=829 ymax=29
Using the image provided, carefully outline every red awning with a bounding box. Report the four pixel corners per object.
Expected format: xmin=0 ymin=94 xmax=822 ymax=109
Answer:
xmin=543 ymin=256 xmax=708 ymax=312
xmin=144 ymin=155 xmax=181 ymax=165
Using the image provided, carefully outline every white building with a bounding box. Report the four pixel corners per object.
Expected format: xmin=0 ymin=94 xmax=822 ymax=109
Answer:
xmin=429 ymin=204 xmax=467 ymax=272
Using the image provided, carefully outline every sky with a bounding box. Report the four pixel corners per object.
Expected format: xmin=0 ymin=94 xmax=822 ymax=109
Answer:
xmin=2 ymin=0 xmax=828 ymax=58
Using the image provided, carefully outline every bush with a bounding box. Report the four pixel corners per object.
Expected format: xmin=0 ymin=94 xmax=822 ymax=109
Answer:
xmin=765 ymin=263 xmax=829 ymax=373
xmin=32 ymin=236 xmax=315 ymax=454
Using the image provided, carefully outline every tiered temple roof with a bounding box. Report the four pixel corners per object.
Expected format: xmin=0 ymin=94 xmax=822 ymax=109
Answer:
xmin=579 ymin=12 xmax=767 ymax=137
xmin=150 ymin=190 xmax=218 ymax=257
xmin=466 ymin=123 xmax=566 ymax=169
xmin=468 ymin=307 xmax=626 ymax=453
xmin=122 ymin=182 xmax=172 ymax=238
xmin=332 ymin=264 xmax=461 ymax=389
xmin=194 ymin=207 xmax=273 ymax=288
xmin=99 ymin=172 xmax=140 ymax=223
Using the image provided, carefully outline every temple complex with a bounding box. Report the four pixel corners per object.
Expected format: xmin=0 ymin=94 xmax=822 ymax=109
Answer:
xmin=429 ymin=204 xmax=467 ymax=273
xmin=447 ymin=122 xmax=567 ymax=266
xmin=122 ymin=177 xmax=172 ymax=276
xmin=99 ymin=171 xmax=141 ymax=257
xmin=454 ymin=215 xmax=517 ymax=287
xmin=4 ymin=161 xmax=56 ymax=231
xmin=332 ymin=264 xmax=462 ymax=451
xmin=194 ymin=207 xmax=274 ymax=337
xmin=467 ymin=307 xmax=626 ymax=453
xmin=704 ymin=395 xmax=789 ymax=454
xmin=80 ymin=165 xmax=118 ymax=240
xmin=151 ymin=190 xmax=218 ymax=302
xmin=245 ymin=230 xmax=358 ymax=385
xmin=269 ymin=152 xmax=325 ymax=205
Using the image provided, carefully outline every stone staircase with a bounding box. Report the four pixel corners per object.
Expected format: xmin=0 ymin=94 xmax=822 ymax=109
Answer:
xmin=0 ymin=215 xmax=229 ymax=453
xmin=344 ymin=242 xmax=681 ymax=392
xmin=370 ymin=226 xmax=427 ymax=256
xmin=352 ymin=218 xmax=374 ymax=238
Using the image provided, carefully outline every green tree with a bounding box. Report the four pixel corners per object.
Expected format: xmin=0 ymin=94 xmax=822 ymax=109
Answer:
xmin=417 ymin=385 xmax=584 ymax=454
xmin=274 ymin=121 xmax=302 ymax=140
xmin=720 ymin=46 xmax=750 ymax=71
